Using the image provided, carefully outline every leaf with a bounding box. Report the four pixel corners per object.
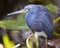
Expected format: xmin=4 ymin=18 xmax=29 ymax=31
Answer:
xmin=0 ymin=14 xmax=30 ymax=30
xmin=46 ymin=4 xmax=57 ymax=12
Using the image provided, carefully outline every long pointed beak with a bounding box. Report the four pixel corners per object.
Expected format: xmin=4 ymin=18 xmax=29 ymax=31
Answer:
xmin=7 ymin=9 xmax=29 ymax=16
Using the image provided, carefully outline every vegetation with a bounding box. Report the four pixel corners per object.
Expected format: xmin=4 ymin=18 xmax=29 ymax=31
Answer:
xmin=0 ymin=0 xmax=60 ymax=48
xmin=0 ymin=14 xmax=30 ymax=30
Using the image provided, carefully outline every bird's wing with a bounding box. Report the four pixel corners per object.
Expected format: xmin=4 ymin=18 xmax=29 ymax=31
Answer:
xmin=38 ymin=11 xmax=53 ymax=37
xmin=38 ymin=11 xmax=53 ymax=30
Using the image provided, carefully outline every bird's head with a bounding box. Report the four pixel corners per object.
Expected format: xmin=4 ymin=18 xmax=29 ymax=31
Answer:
xmin=7 ymin=4 xmax=47 ymax=16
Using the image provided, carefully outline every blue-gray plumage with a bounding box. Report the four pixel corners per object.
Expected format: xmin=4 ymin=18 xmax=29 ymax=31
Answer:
xmin=7 ymin=4 xmax=53 ymax=39
xmin=25 ymin=5 xmax=53 ymax=38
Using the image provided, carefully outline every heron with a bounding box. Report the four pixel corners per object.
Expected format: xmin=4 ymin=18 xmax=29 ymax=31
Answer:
xmin=7 ymin=4 xmax=53 ymax=47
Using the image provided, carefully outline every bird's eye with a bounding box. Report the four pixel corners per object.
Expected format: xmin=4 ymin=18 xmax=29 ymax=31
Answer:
xmin=25 ymin=8 xmax=30 ymax=12
xmin=27 ymin=9 xmax=30 ymax=11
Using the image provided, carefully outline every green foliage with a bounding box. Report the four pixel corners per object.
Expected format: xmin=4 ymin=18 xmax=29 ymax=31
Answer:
xmin=46 ymin=4 xmax=57 ymax=12
xmin=3 ymin=34 xmax=15 ymax=48
xmin=0 ymin=14 xmax=30 ymax=30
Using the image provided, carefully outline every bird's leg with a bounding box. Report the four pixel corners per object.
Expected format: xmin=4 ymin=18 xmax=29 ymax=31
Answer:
xmin=35 ymin=31 xmax=48 ymax=48
xmin=34 ymin=32 xmax=39 ymax=48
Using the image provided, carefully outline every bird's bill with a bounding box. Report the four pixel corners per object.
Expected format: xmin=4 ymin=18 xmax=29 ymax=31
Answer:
xmin=7 ymin=8 xmax=29 ymax=16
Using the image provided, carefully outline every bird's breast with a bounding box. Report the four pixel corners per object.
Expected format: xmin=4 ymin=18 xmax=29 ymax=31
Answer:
xmin=25 ymin=12 xmax=43 ymax=31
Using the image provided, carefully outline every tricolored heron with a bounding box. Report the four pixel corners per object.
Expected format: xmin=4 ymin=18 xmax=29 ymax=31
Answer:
xmin=7 ymin=4 xmax=53 ymax=47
